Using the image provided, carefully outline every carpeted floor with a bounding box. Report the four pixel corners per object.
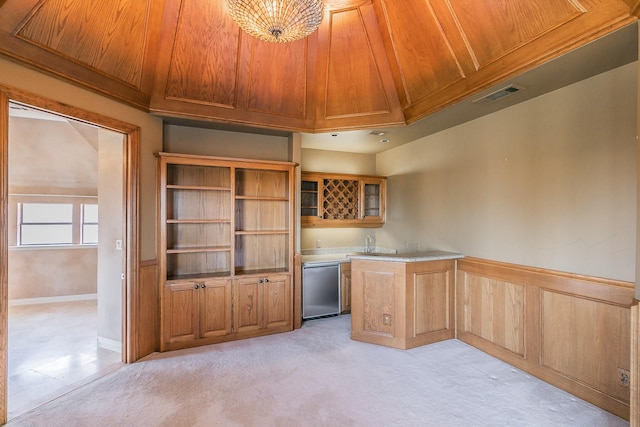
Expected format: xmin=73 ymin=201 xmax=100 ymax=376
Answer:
xmin=8 ymin=315 xmax=628 ymax=427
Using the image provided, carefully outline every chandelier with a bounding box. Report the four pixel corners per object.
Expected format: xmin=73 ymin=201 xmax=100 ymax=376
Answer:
xmin=227 ymin=0 xmax=324 ymax=43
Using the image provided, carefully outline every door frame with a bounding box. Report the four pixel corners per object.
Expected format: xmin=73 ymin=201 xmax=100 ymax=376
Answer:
xmin=0 ymin=84 xmax=140 ymax=423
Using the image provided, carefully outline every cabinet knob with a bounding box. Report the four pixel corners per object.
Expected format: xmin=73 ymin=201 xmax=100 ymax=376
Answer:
xmin=194 ymin=284 xmax=199 ymax=289
xmin=201 ymin=283 xmax=206 ymax=288
xmin=258 ymin=279 xmax=264 ymax=283
xmin=264 ymin=278 xmax=269 ymax=283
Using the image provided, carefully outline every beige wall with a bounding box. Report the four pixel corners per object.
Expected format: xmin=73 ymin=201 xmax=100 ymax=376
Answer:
xmin=377 ymin=62 xmax=637 ymax=282
xmin=164 ymin=124 xmax=290 ymax=161
xmin=299 ymin=148 xmax=379 ymax=250
xmin=8 ymin=248 xmax=97 ymax=299
xmin=97 ymin=129 xmax=124 ymax=344
xmin=0 ymin=56 xmax=163 ymax=261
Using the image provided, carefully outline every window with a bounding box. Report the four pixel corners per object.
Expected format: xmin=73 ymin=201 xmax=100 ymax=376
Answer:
xmin=81 ymin=204 xmax=98 ymax=244
xmin=19 ymin=203 xmax=73 ymax=245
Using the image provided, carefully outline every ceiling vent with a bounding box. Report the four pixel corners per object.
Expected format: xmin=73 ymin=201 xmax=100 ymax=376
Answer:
xmin=472 ymin=84 xmax=525 ymax=105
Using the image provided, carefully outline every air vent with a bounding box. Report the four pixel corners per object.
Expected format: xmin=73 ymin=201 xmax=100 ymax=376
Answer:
xmin=473 ymin=85 xmax=525 ymax=105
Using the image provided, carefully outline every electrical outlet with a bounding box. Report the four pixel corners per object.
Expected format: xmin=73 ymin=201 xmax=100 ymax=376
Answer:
xmin=617 ymin=368 xmax=630 ymax=387
xmin=383 ymin=314 xmax=391 ymax=326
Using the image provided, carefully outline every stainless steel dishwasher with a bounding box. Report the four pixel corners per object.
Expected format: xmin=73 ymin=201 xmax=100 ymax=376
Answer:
xmin=302 ymin=262 xmax=340 ymax=319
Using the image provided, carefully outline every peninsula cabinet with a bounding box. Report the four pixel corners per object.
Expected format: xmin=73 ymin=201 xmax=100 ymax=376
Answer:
xmin=301 ymin=172 xmax=386 ymax=228
xmin=157 ymin=153 xmax=295 ymax=351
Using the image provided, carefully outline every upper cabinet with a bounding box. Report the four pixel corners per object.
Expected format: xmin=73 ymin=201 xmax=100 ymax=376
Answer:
xmin=301 ymin=172 xmax=386 ymax=228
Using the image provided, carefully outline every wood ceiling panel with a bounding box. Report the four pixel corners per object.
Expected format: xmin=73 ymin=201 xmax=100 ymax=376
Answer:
xmin=324 ymin=8 xmax=390 ymax=119
xmin=376 ymin=0 xmax=467 ymax=108
xmin=164 ymin=0 xmax=240 ymax=108
xmin=242 ymin=39 xmax=308 ymax=119
xmin=0 ymin=0 xmax=635 ymax=132
xmin=447 ymin=0 xmax=585 ymax=69
xmin=16 ymin=0 xmax=151 ymax=89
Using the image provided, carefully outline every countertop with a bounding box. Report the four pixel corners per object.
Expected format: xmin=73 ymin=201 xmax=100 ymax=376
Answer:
xmin=301 ymin=247 xmax=397 ymax=265
xmin=347 ymin=250 xmax=464 ymax=263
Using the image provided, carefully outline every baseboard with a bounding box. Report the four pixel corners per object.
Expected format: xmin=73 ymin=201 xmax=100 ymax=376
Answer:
xmin=98 ymin=336 xmax=122 ymax=353
xmin=9 ymin=293 xmax=98 ymax=306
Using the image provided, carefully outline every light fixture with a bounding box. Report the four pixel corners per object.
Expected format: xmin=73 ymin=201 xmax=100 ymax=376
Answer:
xmin=227 ymin=0 xmax=324 ymax=43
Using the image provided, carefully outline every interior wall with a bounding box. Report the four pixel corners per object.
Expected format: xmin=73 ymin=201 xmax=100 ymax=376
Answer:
xmin=0 ymin=56 xmax=163 ymax=261
xmin=377 ymin=62 xmax=637 ymax=282
xmin=163 ymin=125 xmax=289 ymax=161
xmin=8 ymin=116 xmax=99 ymax=300
xmin=299 ymin=148 xmax=379 ymax=250
xmin=97 ymin=129 xmax=124 ymax=346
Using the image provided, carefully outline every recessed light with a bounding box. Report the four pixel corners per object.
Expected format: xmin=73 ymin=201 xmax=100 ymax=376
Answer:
xmin=370 ymin=131 xmax=386 ymax=136
xmin=380 ymin=138 xmax=390 ymax=144
xmin=330 ymin=133 xmax=339 ymax=137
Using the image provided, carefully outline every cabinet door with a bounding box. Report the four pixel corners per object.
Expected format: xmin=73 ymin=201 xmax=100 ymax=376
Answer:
xmin=340 ymin=263 xmax=352 ymax=313
xmin=301 ymin=176 xmax=322 ymax=226
xmin=162 ymin=281 xmax=199 ymax=347
xmin=233 ymin=277 xmax=262 ymax=334
xmin=360 ymin=178 xmax=386 ymax=226
xmin=263 ymin=275 xmax=291 ymax=329
xmin=199 ymin=278 xmax=232 ymax=338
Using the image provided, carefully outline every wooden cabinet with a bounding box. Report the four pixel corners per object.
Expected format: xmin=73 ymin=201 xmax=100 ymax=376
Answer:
xmin=301 ymin=172 xmax=386 ymax=228
xmin=350 ymin=258 xmax=456 ymax=350
xmin=162 ymin=278 xmax=232 ymax=350
xmin=157 ymin=153 xmax=295 ymax=351
xmin=234 ymin=274 xmax=291 ymax=335
xmin=340 ymin=263 xmax=351 ymax=314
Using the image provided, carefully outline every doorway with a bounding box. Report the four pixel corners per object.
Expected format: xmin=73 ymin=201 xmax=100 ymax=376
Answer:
xmin=6 ymin=103 xmax=125 ymax=418
xmin=0 ymin=86 xmax=142 ymax=424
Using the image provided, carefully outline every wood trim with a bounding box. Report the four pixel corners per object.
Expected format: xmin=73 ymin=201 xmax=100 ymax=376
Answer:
xmin=457 ymin=257 xmax=634 ymax=420
xmin=0 ymin=84 xmax=142 ymax=420
xmin=124 ymin=127 xmax=141 ymax=363
xmin=631 ymin=301 xmax=640 ymax=425
xmin=294 ymin=253 xmax=302 ymax=329
xmin=133 ymin=260 xmax=158 ymax=360
xmin=0 ymin=90 xmax=9 ymax=426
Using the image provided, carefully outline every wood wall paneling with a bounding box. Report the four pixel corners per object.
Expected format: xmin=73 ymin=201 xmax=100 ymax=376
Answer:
xmin=414 ymin=270 xmax=450 ymax=335
xmin=457 ymin=257 xmax=634 ymax=420
xmin=631 ymin=301 xmax=640 ymax=425
xmin=459 ymin=272 xmax=525 ymax=356
xmin=540 ymin=289 xmax=630 ymax=403
xmin=137 ymin=260 xmax=159 ymax=357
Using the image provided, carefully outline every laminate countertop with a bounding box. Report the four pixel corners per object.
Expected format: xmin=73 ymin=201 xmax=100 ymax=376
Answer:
xmin=347 ymin=250 xmax=464 ymax=263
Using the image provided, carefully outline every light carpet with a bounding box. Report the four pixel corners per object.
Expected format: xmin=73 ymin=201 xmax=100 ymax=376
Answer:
xmin=8 ymin=315 xmax=628 ymax=426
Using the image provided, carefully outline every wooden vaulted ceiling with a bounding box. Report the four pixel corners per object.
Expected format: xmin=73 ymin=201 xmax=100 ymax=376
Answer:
xmin=0 ymin=0 xmax=638 ymax=133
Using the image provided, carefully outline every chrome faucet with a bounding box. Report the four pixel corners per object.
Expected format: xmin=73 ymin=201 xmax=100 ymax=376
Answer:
xmin=365 ymin=235 xmax=373 ymax=253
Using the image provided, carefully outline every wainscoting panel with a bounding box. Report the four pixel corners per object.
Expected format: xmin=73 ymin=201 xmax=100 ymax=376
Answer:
xmin=414 ymin=270 xmax=450 ymax=335
xmin=457 ymin=257 xmax=635 ymax=420
xmin=540 ymin=289 xmax=630 ymax=403
xmin=458 ymin=272 xmax=525 ymax=356
xmin=135 ymin=259 xmax=158 ymax=361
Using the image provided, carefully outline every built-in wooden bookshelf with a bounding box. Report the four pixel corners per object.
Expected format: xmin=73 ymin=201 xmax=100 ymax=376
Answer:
xmin=157 ymin=153 xmax=295 ymax=351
